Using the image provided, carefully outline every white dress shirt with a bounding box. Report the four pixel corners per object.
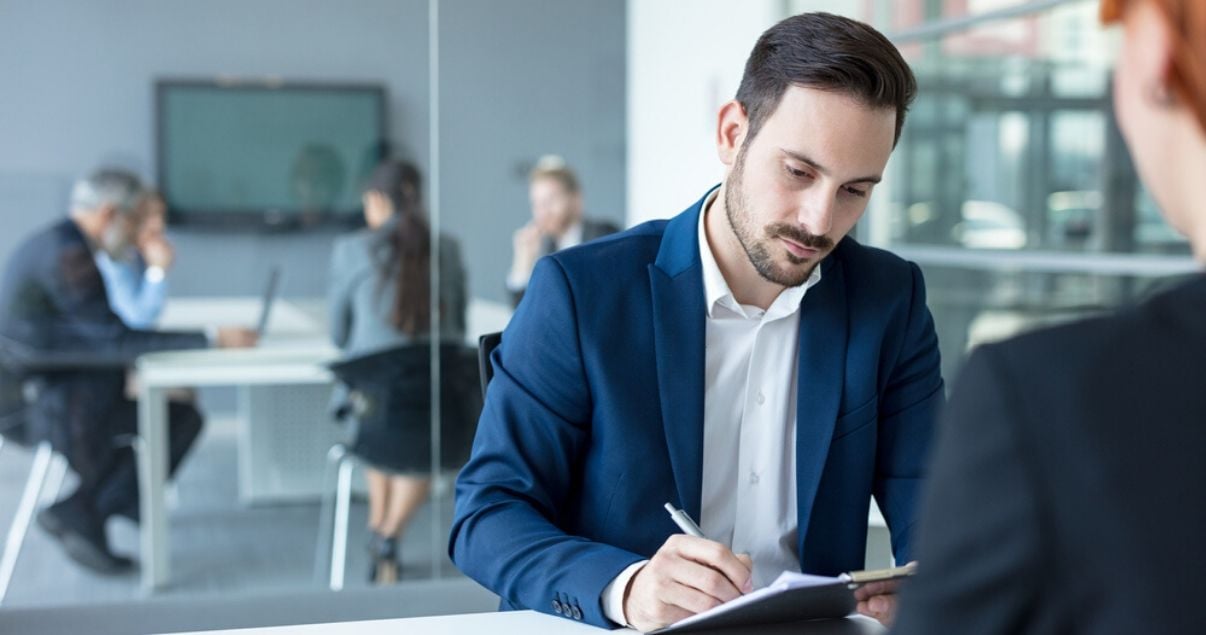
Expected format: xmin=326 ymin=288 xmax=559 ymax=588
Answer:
xmin=602 ymin=190 xmax=822 ymax=625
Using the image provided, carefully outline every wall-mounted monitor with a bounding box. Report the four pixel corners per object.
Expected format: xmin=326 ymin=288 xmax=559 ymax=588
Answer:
xmin=156 ymin=79 xmax=387 ymax=229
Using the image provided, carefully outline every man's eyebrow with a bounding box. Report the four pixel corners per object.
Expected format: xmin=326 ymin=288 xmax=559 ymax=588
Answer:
xmin=779 ymin=148 xmax=882 ymax=184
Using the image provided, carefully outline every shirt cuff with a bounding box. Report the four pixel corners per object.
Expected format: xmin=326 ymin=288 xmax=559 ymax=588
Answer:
xmin=204 ymin=325 xmax=219 ymax=347
xmin=505 ymin=268 xmax=531 ymax=292
xmin=602 ymin=560 xmax=648 ymax=627
xmin=144 ymin=265 xmax=166 ymax=284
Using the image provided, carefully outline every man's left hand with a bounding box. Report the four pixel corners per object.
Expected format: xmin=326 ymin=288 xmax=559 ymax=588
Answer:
xmin=853 ymin=579 xmax=900 ymax=626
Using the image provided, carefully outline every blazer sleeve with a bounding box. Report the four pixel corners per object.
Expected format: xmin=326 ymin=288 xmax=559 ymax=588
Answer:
xmin=449 ymin=257 xmax=645 ymax=628
xmin=40 ymin=246 xmax=205 ymax=357
xmin=892 ymin=345 xmax=1046 ymax=635
xmin=873 ymin=262 xmax=945 ymax=564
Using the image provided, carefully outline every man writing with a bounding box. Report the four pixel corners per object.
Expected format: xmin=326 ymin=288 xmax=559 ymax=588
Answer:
xmin=452 ymin=13 xmax=942 ymax=631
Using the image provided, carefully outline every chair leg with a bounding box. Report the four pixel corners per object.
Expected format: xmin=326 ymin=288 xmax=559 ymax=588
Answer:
xmin=36 ymin=454 xmax=68 ymax=508
xmin=329 ymin=452 xmax=355 ymax=591
xmin=313 ymin=444 xmax=346 ymax=585
xmin=0 ymin=442 xmax=54 ymax=605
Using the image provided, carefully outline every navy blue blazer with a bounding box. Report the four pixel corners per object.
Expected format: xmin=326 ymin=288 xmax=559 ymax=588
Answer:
xmin=450 ymin=190 xmax=944 ymax=628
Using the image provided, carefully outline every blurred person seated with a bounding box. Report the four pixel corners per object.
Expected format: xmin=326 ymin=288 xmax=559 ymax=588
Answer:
xmin=94 ymin=190 xmax=172 ymax=329
xmin=893 ymin=1 xmax=1206 ymax=633
xmin=505 ymin=156 xmax=619 ymax=307
xmin=0 ymin=168 xmax=257 ymax=575
xmin=327 ymin=159 xmax=467 ymax=584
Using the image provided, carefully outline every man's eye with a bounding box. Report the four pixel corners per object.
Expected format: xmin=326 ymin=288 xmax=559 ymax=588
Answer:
xmin=785 ymin=165 xmax=810 ymax=179
xmin=844 ymin=186 xmax=868 ymax=198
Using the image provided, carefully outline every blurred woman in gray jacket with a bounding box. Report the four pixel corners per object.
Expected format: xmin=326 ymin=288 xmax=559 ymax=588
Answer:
xmin=327 ymin=159 xmax=466 ymax=583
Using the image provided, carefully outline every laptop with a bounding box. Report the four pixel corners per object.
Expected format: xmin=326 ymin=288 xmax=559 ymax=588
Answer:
xmin=255 ymin=267 xmax=281 ymax=337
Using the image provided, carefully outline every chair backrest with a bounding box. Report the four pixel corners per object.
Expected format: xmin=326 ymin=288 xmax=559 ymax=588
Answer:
xmin=0 ymin=335 xmax=33 ymax=442
xmin=477 ymin=332 xmax=502 ymax=400
xmin=328 ymin=342 xmax=484 ymax=472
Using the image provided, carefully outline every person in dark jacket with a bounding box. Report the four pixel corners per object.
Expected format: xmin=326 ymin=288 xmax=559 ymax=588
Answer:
xmin=505 ymin=156 xmax=620 ymax=307
xmin=0 ymin=168 xmax=256 ymax=574
xmin=892 ymin=1 xmax=1206 ymax=633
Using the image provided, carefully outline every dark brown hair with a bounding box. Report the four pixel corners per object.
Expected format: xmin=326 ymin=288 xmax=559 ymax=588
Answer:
xmin=735 ymin=12 xmax=917 ymax=145
xmin=367 ymin=159 xmax=430 ymax=336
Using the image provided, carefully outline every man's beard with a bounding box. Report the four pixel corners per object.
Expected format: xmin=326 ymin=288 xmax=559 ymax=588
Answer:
xmin=100 ymin=222 xmax=134 ymax=261
xmin=723 ymin=147 xmax=834 ymax=287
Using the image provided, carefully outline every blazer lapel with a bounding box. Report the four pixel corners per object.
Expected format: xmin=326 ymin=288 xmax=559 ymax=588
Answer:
xmin=795 ymin=253 xmax=848 ymax=561
xmin=648 ymin=192 xmax=712 ymax=519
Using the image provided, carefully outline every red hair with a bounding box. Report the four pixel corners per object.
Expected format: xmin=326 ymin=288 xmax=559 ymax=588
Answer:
xmin=1102 ymin=0 xmax=1206 ymax=134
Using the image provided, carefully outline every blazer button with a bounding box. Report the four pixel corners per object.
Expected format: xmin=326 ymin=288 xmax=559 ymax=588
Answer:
xmin=552 ymin=600 xmax=563 ymax=615
xmin=572 ymin=606 xmax=583 ymax=620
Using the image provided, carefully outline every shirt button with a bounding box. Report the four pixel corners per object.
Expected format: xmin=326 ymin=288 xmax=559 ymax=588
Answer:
xmin=552 ymin=600 xmax=563 ymax=615
xmin=756 ymin=391 xmax=766 ymax=405
xmin=749 ymin=472 xmax=760 ymax=485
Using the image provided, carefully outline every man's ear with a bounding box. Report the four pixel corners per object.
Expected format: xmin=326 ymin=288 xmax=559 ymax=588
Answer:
xmin=716 ymin=100 xmax=749 ymax=168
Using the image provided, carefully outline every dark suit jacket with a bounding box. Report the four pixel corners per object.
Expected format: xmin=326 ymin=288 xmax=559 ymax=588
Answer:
xmin=508 ymin=217 xmax=620 ymax=307
xmin=451 ymin=189 xmax=944 ymax=628
xmin=0 ymin=219 xmax=206 ymax=473
xmin=893 ymin=274 xmax=1206 ymax=635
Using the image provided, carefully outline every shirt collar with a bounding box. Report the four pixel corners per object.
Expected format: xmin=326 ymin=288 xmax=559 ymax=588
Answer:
xmin=557 ymin=220 xmax=585 ymax=251
xmin=697 ymin=187 xmax=822 ymax=320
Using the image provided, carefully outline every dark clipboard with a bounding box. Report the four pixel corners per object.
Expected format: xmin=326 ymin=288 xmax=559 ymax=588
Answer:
xmin=651 ymin=581 xmax=854 ymax=633
xmin=651 ymin=564 xmax=915 ymax=634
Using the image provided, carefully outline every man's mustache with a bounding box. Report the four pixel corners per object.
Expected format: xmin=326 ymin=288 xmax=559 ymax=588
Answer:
xmin=767 ymin=223 xmax=834 ymax=251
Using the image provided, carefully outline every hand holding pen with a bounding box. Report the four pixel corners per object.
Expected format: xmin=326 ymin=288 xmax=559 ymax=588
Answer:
xmin=618 ymin=503 xmax=754 ymax=633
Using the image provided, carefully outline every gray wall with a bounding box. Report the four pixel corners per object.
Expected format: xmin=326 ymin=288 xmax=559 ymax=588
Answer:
xmin=440 ymin=0 xmax=627 ymax=303
xmin=0 ymin=0 xmax=626 ymax=304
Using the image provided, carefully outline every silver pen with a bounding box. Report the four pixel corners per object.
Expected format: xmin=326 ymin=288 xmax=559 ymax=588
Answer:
xmin=663 ymin=502 xmax=706 ymax=538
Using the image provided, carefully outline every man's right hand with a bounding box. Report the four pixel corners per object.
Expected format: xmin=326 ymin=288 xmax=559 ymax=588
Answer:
xmin=215 ymin=326 xmax=258 ymax=349
xmin=509 ymin=223 xmax=543 ymax=283
xmin=140 ymin=236 xmax=176 ymax=270
xmin=622 ymin=535 xmax=753 ymax=632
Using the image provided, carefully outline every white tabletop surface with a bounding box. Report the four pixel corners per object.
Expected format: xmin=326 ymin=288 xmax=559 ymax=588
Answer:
xmin=163 ymin=610 xmax=886 ymax=635
xmin=165 ymin=610 xmax=627 ymax=635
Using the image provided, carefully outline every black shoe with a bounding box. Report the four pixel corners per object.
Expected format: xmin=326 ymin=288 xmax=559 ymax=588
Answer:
xmin=367 ymin=532 xmax=399 ymax=585
xmin=37 ymin=500 xmax=135 ymax=575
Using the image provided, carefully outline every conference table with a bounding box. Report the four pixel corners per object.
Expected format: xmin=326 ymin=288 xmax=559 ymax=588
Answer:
xmin=166 ymin=609 xmax=887 ymax=635
xmin=136 ymin=297 xmax=513 ymax=592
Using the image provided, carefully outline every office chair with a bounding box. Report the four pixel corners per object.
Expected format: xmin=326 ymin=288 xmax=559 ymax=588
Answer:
xmin=315 ymin=342 xmax=482 ymax=590
xmin=477 ymin=332 xmax=502 ymax=400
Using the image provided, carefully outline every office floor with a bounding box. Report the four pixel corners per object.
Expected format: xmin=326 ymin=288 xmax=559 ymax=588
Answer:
xmin=0 ymin=413 xmax=462 ymax=609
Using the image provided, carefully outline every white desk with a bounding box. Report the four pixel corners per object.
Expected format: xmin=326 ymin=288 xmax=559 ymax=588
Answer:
xmin=136 ymin=345 xmax=339 ymax=591
xmin=137 ymin=297 xmax=513 ymax=592
xmin=165 ymin=610 xmax=885 ymax=635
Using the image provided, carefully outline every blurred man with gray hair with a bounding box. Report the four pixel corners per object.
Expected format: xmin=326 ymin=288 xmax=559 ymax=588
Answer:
xmin=0 ymin=168 xmax=256 ymax=574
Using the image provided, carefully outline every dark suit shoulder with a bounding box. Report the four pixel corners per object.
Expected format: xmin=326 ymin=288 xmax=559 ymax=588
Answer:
xmin=981 ymin=274 xmax=1206 ymax=385
xmin=582 ymin=217 xmax=622 ymax=240
xmin=922 ymin=275 xmax=1206 ymax=634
